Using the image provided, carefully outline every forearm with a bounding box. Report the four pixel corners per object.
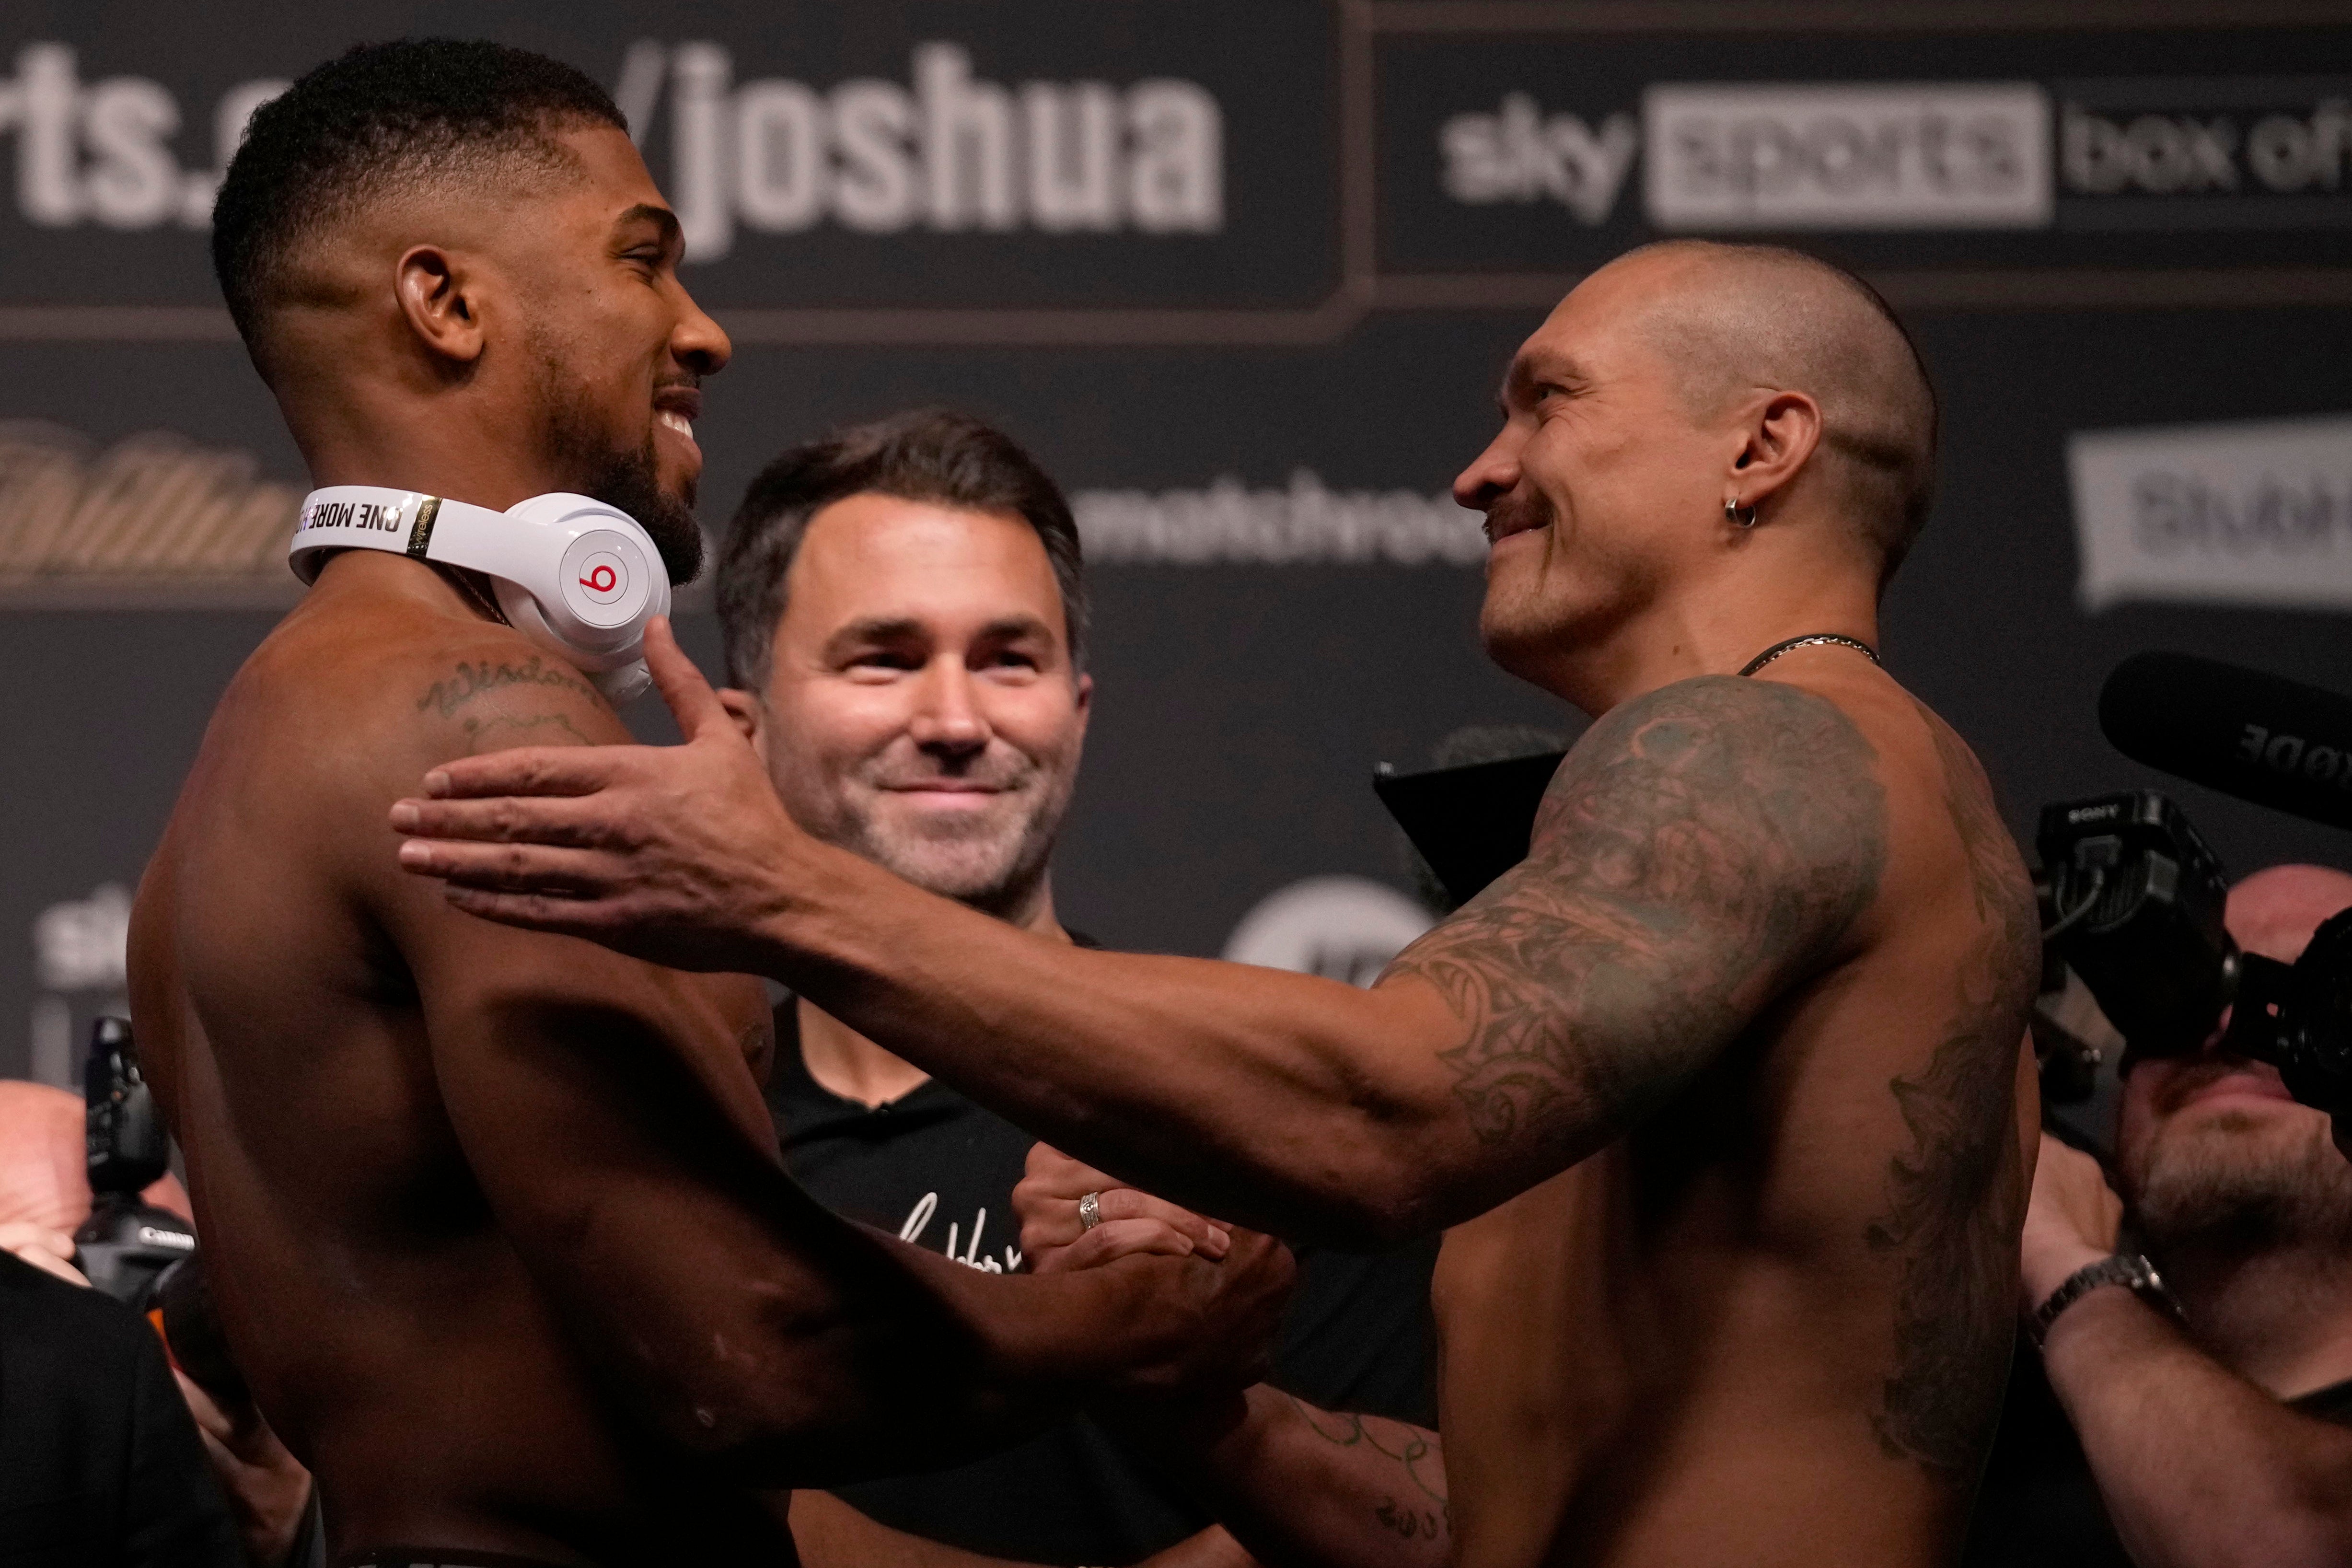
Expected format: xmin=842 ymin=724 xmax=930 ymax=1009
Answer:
xmin=2042 ymin=1289 xmax=2352 ymax=1568
xmin=765 ymin=846 xmax=1480 ymax=1243
xmin=1113 ymin=1387 xmax=1448 ymax=1568
xmin=651 ymin=1220 xmax=1187 ymax=1486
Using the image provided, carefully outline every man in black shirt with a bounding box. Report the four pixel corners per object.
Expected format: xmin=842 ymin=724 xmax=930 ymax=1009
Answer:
xmin=1968 ymin=864 xmax=2352 ymax=1568
xmin=716 ymin=410 xmax=1437 ymax=1566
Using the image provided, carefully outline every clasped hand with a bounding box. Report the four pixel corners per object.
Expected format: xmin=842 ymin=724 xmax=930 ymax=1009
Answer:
xmin=1015 ymin=1144 xmax=1238 ymax=1273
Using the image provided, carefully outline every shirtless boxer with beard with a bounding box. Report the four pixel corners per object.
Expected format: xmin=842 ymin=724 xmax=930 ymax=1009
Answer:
xmin=127 ymin=41 xmax=1286 ymax=1568
xmin=394 ymin=241 xmax=2043 ymax=1567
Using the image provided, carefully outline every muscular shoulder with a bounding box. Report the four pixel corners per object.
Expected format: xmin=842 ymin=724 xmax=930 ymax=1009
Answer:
xmin=1531 ymin=674 xmax=1890 ymax=965
xmin=1776 ymin=674 xmax=2038 ymax=970
xmin=250 ymin=601 xmax=622 ymax=800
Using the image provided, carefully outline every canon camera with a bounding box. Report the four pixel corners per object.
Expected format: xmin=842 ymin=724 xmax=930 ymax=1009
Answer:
xmin=71 ymin=1017 xmax=197 ymax=1308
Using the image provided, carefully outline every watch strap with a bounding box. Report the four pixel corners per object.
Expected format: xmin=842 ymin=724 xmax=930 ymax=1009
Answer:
xmin=2029 ymin=1253 xmax=2176 ymax=1349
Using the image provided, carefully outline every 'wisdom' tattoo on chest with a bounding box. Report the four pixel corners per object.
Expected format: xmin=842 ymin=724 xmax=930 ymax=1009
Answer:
xmin=1386 ymin=676 xmax=1887 ymax=1154
xmin=1863 ymin=703 xmax=2040 ymax=1482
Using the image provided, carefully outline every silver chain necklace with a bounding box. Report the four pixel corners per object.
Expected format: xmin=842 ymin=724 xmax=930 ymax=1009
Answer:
xmin=1738 ymin=633 xmax=1880 ymax=677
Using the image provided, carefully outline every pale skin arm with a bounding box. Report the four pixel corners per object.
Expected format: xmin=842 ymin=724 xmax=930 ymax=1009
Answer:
xmin=1017 ymin=1146 xmax=1449 ymax=1568
xmin=391 ymin=620 xmax=1889 ymax=1244
xmin=2022 ymin=1134 xmax=2352 ymax=1568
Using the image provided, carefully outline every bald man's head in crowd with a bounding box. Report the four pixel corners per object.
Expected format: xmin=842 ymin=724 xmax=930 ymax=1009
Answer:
xmin=2119 ymin=864 xmax=2352 ymax=1265
xmin=1455 ymin=240 xmax=1936 ymax=686
xmin=0 ymin=1079 xmax=190 ymax=1234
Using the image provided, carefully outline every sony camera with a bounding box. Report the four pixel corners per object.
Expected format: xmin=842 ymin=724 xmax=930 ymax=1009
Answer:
xmin=2034 ymin=790 xmax=2352 ymax=1116
xmin=71 ymin=1017 xmax=198 ymax=1308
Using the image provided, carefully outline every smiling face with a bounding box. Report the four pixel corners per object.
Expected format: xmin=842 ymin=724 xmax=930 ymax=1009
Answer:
xmin=495 ymin=125 xmax=729 ymax=582
xmin=2119 ymin=865 xmax=2352 ymax=1256
xmin=1452 ymin=251 xmax=1734 ymax=690
xmin=744 ymin=493 xmax=1091 ymax=921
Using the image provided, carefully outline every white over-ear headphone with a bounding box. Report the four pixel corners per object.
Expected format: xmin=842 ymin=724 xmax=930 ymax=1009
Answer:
xmin=290 ymin=486 xmax=671 ymax=704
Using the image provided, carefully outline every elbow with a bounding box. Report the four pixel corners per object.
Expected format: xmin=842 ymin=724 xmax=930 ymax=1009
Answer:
xmin=625 ymin=1299 xmax=958 ymax=1480
xmin=630 ymin=1326 xmax=852 ymax=1473
xmin=1264 ymin=1114 xmax=1452 ymax=1249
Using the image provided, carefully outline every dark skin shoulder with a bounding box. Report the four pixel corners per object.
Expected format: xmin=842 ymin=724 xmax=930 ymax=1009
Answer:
xmin=136 ymin=561 xmax=1291 ymax=1561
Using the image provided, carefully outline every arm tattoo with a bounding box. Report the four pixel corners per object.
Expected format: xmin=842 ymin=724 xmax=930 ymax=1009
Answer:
xmin=1288 ymin=1396 xmax=1448 ymax=1542
xmin=1386 ymin=676 xmax=1887 ymax=1154
xmin=1865 ymin=704 xmax=2039 ymax=1480
xmin=417 ymin=656 xmax=604 ymax=755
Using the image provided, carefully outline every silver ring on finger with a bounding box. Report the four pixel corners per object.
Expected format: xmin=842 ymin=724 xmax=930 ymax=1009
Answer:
xmin=1078 ymin=1190 xmax=1103 ymax=1231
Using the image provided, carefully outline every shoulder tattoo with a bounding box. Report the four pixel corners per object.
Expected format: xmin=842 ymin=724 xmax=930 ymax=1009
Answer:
xmin=1386 ymin=676 xmax=1888 ymax=1153
xmin=417 ymin=655 xmax=605 ymax=756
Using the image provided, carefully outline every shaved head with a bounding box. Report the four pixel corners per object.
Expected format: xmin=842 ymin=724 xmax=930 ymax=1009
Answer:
xmin=0 ymin=1078 xmax=194 ymax=1232
xmin=1616 ymin=241 xmax=1938 ymax=581
xmin=0 ymin=1081 xmax=89 ymax=1231
xmin=2226 ymin=863 xmax=2352 ymax=964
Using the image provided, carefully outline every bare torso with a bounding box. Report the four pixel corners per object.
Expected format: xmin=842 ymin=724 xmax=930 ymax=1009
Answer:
xmin=1429 ymin=662 xmax=2038 ymax=1568
xmin=129 ymin=557 xmax=790 ymax=1563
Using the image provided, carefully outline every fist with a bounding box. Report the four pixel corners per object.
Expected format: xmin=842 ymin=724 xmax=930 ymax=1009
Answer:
xmin=1015 ymin=1143 xmax=1231 ymax=1272
xmin=1110 ymin=1226 xmax=1296 ymax=1412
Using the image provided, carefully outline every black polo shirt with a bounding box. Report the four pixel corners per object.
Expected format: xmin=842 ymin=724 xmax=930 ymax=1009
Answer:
xmin=766 ymin=996 xmax=1440 ymax=1566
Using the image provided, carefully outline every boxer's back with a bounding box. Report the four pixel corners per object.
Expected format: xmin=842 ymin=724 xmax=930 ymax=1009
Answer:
xmin=1430 ymin=661 xmax=2039 ymax=1568
xmin=130 ymin=555 xmax=790 ymax=1562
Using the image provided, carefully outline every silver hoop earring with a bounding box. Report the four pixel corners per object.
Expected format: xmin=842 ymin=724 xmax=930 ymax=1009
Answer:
xmin=1725 ymin=498 xmax=1759 ymax=529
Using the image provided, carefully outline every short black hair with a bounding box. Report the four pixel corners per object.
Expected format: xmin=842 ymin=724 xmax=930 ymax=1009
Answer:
xmin=718 ymin=409 xmax=1089 ymax=690
xmin=211 ymin=39 xmax=625 ymax=372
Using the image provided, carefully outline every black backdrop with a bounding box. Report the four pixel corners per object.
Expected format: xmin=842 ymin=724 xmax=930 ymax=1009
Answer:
xmin=5 ymin=1 xmax=2350 ymax=1088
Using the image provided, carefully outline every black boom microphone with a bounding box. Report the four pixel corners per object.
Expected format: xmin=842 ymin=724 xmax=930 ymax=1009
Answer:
xmin=2099 ymin=652 xmax=2352 ymax=833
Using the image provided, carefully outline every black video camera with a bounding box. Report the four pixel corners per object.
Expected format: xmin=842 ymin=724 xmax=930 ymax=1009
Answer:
xmin=71 ymin=1017 xmax=197 ymax=1308
xmin=2034 ymin=790 xmax=2352 ymax=1116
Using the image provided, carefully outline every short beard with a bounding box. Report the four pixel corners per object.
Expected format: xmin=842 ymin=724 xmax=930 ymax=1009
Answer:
xmin=2132 ymin=1112 xmax=2352 ymax=1264
xmin=527 ymin=336 xmax=705 ymax=586
xmin=836 ymin=779 xmax=1071 ymax=922
xmin=580 ymin=441 xmax=704 ymax=586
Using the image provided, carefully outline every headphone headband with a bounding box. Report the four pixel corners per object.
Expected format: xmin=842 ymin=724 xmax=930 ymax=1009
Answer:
xmin=290 ymin=485 xmax=671 ymax=703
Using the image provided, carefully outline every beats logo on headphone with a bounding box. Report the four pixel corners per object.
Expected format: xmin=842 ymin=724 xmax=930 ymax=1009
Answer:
xmin=289 ymin=486 xmax=672 ymax=704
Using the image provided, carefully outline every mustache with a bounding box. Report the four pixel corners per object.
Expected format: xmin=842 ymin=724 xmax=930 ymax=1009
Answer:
xmin=2151 ymin=1054 xmax=2285 ymax=1111
xmin=862 ymin=757 xmax=1037 ymax=793
xmin=1482 ymin=489 xmax=1556 ymax=543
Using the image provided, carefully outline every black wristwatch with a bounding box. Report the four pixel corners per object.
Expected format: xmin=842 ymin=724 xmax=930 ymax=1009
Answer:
xmin=2028 ymin=1253 xmax=2179 ymax=1349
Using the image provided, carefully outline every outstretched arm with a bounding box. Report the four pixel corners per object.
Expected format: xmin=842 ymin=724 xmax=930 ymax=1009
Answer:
xmin=370 ymin=640 xmax=1291 ymax=1484
xmin=393 ymin=621 xmax=1888 ymax=1242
